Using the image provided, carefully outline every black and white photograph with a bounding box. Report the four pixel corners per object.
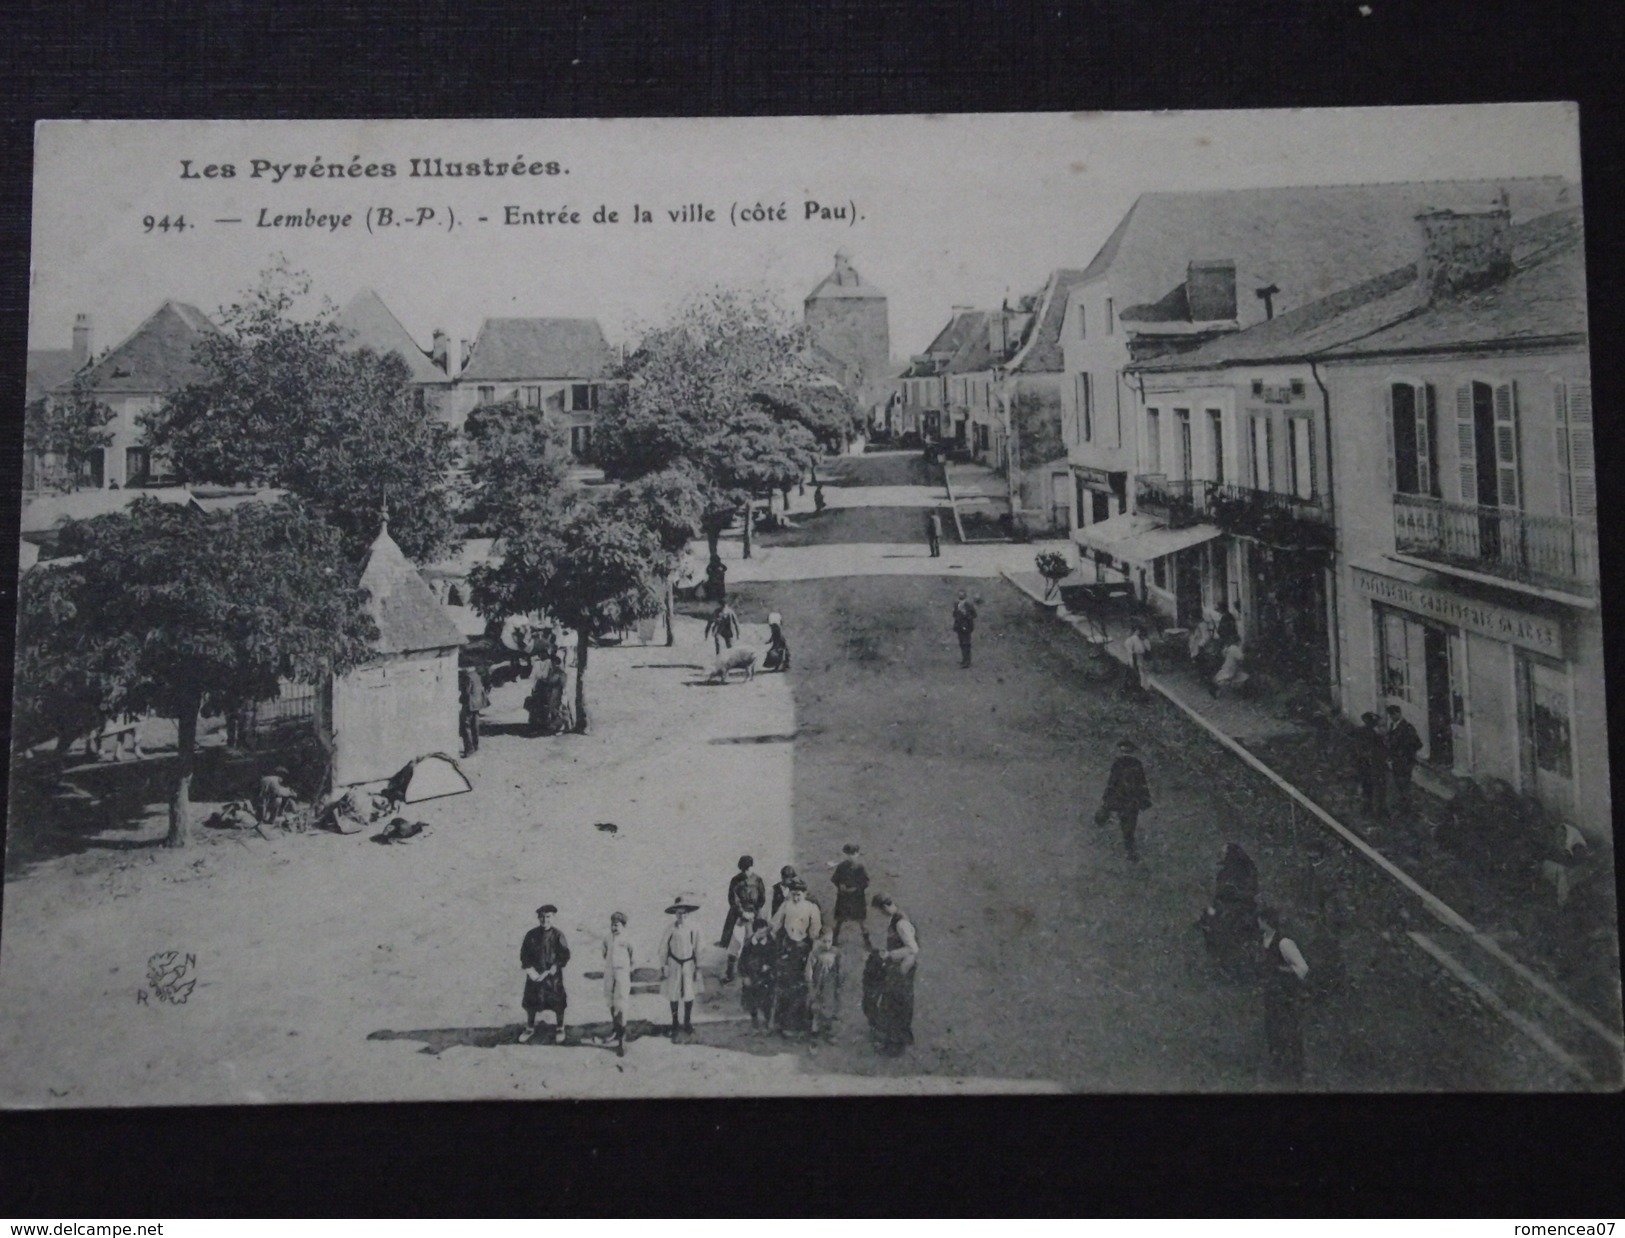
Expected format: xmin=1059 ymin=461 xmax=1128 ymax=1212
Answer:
xmin=3 ymin=107 xmax=1619 ymax=1107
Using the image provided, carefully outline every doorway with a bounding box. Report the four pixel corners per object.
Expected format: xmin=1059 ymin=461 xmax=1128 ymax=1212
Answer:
xmin=1174 ymin=552 xmax=1203 ymax=628
xmin=1422 ymin=626 xmax=1454 ymax=768
xmin=1517 ymin=652 xmax=1575 ymax=822
xmin=1379 ymin=606 xmax=1460 ymax=768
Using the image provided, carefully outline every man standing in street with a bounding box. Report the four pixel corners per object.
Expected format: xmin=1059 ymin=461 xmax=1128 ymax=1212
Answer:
xmin=926 ymin=510 xmax=942 ymax=557
xmin=829 ymin=843 xmax=870 ymax=947
xmin=1096 ymin=738 xmax=1153 ymax=862
xmin=951 ymin=590 xmax=978 ymax=668
xmin=1385 ymin=705 xmax=1423 ymax=823
xmin=519 ymin=903 xmax=571 ymax=1044
xmin=1354 ymin=711 xmax=1387 ymax=819
xmin=459 ymin=664 xmax=489 ymax=758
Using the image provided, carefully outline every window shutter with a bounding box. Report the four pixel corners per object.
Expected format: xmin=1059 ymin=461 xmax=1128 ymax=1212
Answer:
xmin=1493 ymin=382 xmax=1520 ymax=509
xmin=1554 ymin=383 xmax=1572 ymax=518
xmin=1568 ymin=380 xmax=1595 ymax=520
xmin=1455 ymin=384 xmax=1477 ymax=505
xmin=1383 ymin=385 xmax=1397 ymax=493
xmin=1418 ymin=384 xmax=1436 ymax=498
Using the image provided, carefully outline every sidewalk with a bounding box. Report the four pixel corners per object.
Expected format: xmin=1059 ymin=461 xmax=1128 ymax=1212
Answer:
xmin=1000 ymin=568 xmax=1623 ymax=1066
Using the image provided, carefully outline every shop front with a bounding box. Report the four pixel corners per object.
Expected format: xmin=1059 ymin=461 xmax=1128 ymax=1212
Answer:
xmin=1347 ymin=562 xmax=1579 ymax=825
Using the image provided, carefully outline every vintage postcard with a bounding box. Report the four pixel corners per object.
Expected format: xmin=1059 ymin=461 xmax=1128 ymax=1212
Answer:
xmin=4 ymin=108 xmax=1618 ymax=1106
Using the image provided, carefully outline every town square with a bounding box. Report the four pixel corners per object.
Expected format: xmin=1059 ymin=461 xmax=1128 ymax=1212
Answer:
xmin=3 ymin=111 xmax=1619 ymax=1105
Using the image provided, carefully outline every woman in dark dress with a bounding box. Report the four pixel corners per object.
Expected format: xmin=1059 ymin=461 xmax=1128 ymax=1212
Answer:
xmin=763 ymin=612 xmax=791 ymax=672
xmin=1198 ymin=843 xmax=1259 ymax=977
xmin=864 ymin=894 xmax=919 ymax=1055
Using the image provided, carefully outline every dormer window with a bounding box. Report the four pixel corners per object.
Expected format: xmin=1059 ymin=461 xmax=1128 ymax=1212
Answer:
xmin=1290 ymin=378 xmax=1306 ymax=400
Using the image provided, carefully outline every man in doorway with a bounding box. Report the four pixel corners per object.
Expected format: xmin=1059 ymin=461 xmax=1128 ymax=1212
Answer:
xmin=1385 ymin=705 xmax=1424 ymax=823
xmin=951 ymin=591 xmax=978 ymax=668
xmin=1354 ymin=712 xmax=1388 ymax=820
xmin=926 ymin=510 xmax=942 ymax=557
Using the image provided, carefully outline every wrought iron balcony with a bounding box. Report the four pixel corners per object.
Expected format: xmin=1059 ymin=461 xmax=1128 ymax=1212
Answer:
xmin=1134 ymin=474 xmax=1207 ymax=528
xmin=1393 ymin=494 xmax=1597 ymax=599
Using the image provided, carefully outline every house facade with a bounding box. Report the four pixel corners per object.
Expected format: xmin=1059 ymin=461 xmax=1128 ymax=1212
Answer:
xmin=1059 ymin=179 xmax=1575 ymax=560
xmin=447 ymin=317 xmax=619 ymax=456
xmin=42 ymin=301 xmax=221 ymax=490
xmin=896 ymin=309 xmax=983 ymax=447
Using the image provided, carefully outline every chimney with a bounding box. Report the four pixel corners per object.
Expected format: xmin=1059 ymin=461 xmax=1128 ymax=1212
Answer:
xmin=1416 ymin=206 xmax=1512 ymax=302
xmin=460 ymin=338 xmax=472 ymax=369
xmin=988 ymin=310 xmax=1008 ymax=359
xmin=1186 ymin=260 xmax=1237 ymax=321
xmin=431 ymin=329 xmax=450 ymax=374
xmin=72 ymin=313 xmax=91 ymax=366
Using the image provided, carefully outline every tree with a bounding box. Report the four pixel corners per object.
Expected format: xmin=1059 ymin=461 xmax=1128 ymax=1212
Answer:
xmin=461 ymin=398 xmax=573 ymax=537
xmin=593 ymin=289 xmax=825 ymax=560
xmin=604 ymin=468 xmax=705 ymax=645
xmin=24 ymin=372 xmax=115 ymax=493
xmin=21 ymin=496 xmax=377 ymax=845
xmin=469 ymin=494 xmax=664 ymax=734
xmin=143 ymin=264 xmax=458 ymax=563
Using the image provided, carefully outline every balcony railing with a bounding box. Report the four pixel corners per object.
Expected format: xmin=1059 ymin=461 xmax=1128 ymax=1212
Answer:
xmin=1136 ymin=476 xmax=1332 ymax=547
xmin=1393 ymin=494 xmax=1598 ymax=598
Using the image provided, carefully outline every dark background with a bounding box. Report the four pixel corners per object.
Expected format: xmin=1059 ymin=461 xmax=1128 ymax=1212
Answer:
xmin=1 ymin=0 xmax=1622 ymax=1217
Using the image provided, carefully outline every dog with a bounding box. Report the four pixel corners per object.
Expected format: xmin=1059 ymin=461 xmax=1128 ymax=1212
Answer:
xmin=707 ymin=647 xmax=758 ymax=683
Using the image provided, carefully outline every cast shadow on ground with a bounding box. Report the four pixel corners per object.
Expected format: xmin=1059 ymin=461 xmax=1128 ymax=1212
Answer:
xmin=367 ymin=1017 xmax=844 ymax=1060
xmin=630 ymin=663 xmax=707 ymax=671
xmin=709 ymin=733 xmax=799 ymax=745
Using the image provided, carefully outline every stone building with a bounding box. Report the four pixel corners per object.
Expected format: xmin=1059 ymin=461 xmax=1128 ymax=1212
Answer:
xmin=804 ymin=250 xmax=890 ymax=409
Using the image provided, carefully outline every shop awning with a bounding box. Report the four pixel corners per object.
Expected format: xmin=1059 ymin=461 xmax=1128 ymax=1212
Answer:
xmin=1071 ymin=512 xmax=1160 ymax=556
xmin=1111 ymin=522 xmax=1223 ymax=562
xmin=1072 ymin=512 xmax=1222 ymax=562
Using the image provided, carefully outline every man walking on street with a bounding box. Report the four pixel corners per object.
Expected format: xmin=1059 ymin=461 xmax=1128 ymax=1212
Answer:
xmin=1385 ymin=705 xmax=1423 ymax=823
xmin=926 ymin=510 xmax=942 ymax=557
xmin=705 ymin=596 xmax=740 ymax=655
xmin=1096 ymin=738 xmax=1152 ymax=862
xmin=952 ymin=591 xmax=978 ymax=668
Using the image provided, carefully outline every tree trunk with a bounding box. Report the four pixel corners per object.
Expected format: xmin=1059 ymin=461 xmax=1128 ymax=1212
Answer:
xmin=742 ymin=500 xmax=752 ymax=560
xmin=573 ymin=624 xmax=590 ymax=734
xmin=664 ymin=577 xmax=675 ymax=647
xmin=165 ymin=695 xmax=202 ymax=847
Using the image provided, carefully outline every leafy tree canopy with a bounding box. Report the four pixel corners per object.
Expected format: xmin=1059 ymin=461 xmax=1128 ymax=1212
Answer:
xmin=461 ymin=398 xmax=573 ymax=538
xmin=142 ymin=262 xmax=458 ymax=563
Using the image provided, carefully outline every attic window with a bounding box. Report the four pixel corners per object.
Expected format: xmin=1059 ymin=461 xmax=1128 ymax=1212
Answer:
xmin=1251 ymin=380 xmax=1264 ymax=397
xmin=1289 ymin=378 xmax=1306 ymax=400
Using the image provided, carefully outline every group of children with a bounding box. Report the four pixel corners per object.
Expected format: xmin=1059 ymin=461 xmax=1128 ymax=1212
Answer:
xmin=720 ymin=845 xmax=873 ymax=1043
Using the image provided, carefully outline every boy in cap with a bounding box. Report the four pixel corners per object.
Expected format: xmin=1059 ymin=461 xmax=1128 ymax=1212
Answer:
xmin=738 ymin=916 xmax=775 ymax=1031
xmin=771 ymin=864 xmax=799 ymax=916
xmin=519 ymin=904 xmax=571 ymax=1043
xmin=806 ymin=927 xmax=843 ymax=1043
xmin=1096 ymin=739 xmax=1153 ymax=862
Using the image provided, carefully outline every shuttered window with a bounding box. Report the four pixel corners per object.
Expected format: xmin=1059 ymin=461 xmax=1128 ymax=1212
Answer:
xmin=1288 ymin=416 xmax=1315 ymax=500
xmin=1250 ymin=414 xmax=1273 ymax=491
xmin=1145 ymin=408 xmax=1161 ymax=475
xmin=1555 ymin=380 xmax=1596 ymax=521
xmin=1206 ymin=408 xmax=1224 ymax=483
xmin=1493 ymin=382 xmax=1520 ymax=509
xmin=1390 ymin=382 xmax=1437 ymax=497
xmin=1455 ymin=384 xmax=1477 ymax=505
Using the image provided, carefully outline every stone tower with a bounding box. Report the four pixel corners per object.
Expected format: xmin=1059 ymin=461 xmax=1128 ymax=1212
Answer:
xmin=803 ymin=250 xmax=890 ymax=406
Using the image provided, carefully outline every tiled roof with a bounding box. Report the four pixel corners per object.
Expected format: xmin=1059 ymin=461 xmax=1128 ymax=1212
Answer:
xmin=1012 ymin=268 xmax=1089 ymax=374
xmin=942 ymin=312 xmax=992 ymax=375
xmin=70 ymin=301 xmax=222 ymax=395
xmin=1135 ymin=207 xmax=1585 ymax=371
xmin=923 ymin=310 xmax=984 ymax=357
xmin=26 ymin=349 xmax=79 ymax=403
xmin=460 ymin=318 xmax=617 ymax=381
xmin=358 ymin=523 xmax=466 ymax=654
xmin=1077 ymin=178 xmax=1576 ymax=330
xmin=335 ymin=290 xmax=449 ymax=385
